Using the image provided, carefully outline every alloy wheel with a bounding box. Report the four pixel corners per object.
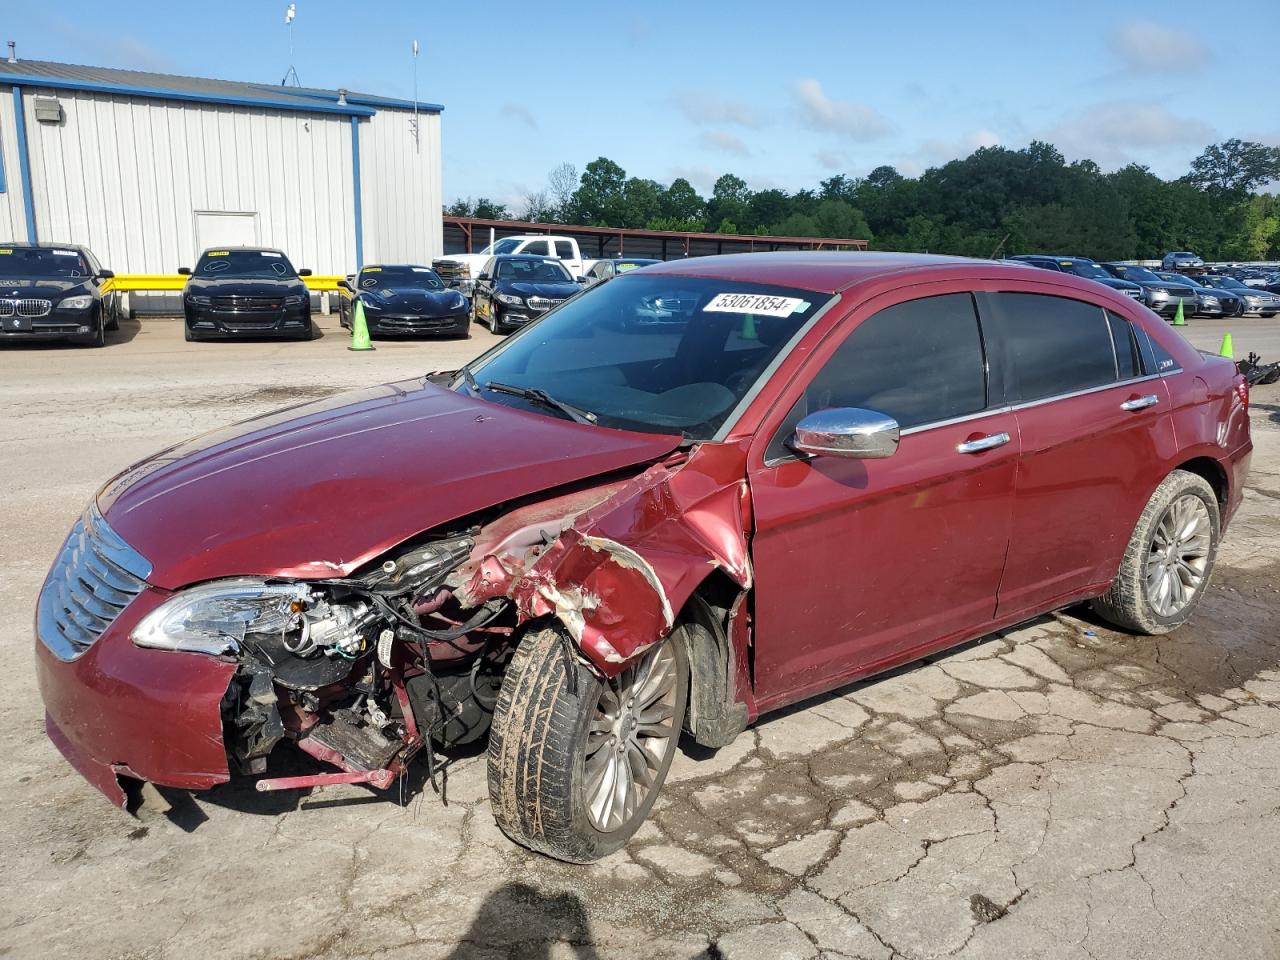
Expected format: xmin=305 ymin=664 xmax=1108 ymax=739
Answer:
xmin=583 ymin=641 xmax=679 ymax=833
xmin=1145 ymin=493 xmax=1212 ymax=617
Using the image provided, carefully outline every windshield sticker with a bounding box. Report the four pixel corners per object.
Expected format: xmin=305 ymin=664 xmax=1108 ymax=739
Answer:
xmin=52 ymin=249 xmax=78 ymax=256
xmin=0 ymin=249 xmax=11 ymax=255
xmin=260 ymin=251 xmax=282 ymax=258
xmin=412 ymin=267 xmax=431 ymax=273
xmin=207 ymin=251 xmax=229 ymax=257
xmin=703 ymin=293 xmax=807 ymax=317
xmin=364 ymin=266 xmax=382 ymax=272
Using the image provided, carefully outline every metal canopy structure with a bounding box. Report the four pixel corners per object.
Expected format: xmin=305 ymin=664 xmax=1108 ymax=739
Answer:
xmin=444 ymin=216 xmax=868 ymax=261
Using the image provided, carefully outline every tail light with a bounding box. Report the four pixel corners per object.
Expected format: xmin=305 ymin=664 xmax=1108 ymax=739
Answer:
xmin=1234 ymin=376 xmax=1249 ymax=412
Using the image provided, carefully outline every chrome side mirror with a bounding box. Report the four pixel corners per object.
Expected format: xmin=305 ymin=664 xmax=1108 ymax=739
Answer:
xmin=792 ymin=407 xmax=900 ymax=460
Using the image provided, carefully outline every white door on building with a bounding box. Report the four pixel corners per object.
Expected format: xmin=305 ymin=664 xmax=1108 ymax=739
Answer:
xmin=194 ymin=211 xmax=259 ymax=251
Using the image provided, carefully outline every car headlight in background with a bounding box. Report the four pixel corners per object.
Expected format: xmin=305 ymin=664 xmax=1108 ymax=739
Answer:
xmin=187 ymin=294 xmax=213 ymax=306
xmin=132 ymin=578 xmax=308 ymax=655
xmin=1202 ymin=296 xmax=1219 ymax=306
xmin=359 ymin=294 xmax=383 ymax=310
xmin=451 ymin=291 xmax=466 ymax=308
xmin=58 ymin=295 xmax=94 ymax=310
xmin=496 ymin=293 xmax=525 ymax=307
xmin=283 ymin=295 xmax=306 ymax=306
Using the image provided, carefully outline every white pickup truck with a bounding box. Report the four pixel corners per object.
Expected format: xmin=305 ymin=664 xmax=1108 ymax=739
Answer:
xmin=434 ymin=235 xmax=597 ymax=290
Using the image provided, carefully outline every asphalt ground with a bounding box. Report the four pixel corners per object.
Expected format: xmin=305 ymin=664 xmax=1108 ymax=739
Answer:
xmin=1 ymin=311 xmax=1277 ymax=959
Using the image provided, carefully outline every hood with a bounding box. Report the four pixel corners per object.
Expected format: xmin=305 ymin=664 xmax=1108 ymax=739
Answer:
xmin=1095 ymin=277 xmax=1141 ymax=291
xmin=0 ymin=279 xmax=91 ymax=299
xmin=97 ymin=380 xmax=681 ymax=590
xmin=369 ymin=288 xmax=465 ymax=313
xmin=185 ymin=276 xmax=306 ymax=297
xmin=506 ymin=281 xmax=580 ymax=298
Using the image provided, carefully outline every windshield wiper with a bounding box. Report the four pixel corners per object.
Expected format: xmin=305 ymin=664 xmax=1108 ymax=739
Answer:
xmin=483 ymin=381 xmax=598 ymax=425
xmin=457 ymin=365 xmax=480 ymax=397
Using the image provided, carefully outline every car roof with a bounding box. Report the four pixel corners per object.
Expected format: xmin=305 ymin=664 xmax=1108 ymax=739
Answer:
xmin=493 ymin=254 xmax=568 ymax=262
xmin=199 ymin=246 xmax=288 ymax=255
xmin=361 ymin=264 xmax=436 ymax=271
xmin=0 ymin=241 xmax=90 ymax=251
xmin=641 ymin=251 xmax=1060 ymax=295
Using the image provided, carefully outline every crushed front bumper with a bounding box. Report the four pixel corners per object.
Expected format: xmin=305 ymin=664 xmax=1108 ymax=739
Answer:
xmin=35 ymin=587 xmax=236 ymax=807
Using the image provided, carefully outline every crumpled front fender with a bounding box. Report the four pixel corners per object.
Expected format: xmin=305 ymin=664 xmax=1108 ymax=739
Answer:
xmin=453 ymin=442 xmax=751 ymax=675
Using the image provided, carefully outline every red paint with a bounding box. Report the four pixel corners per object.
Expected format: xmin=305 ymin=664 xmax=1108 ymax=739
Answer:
xmin=38 ymin=254 xmax=1252 ymax=805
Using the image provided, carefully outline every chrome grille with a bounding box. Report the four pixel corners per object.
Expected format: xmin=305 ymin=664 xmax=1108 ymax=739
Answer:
xmin=1123 ymin=288 xmax=1142 ymax=298
xmin=526 ymin=297 xmax=566 ymax=312
xmin=37 ymin=505 xmax=152 ymax=661
xmin=0 ymin=298 xmax=53 ymax=317
xmin=211 ymin=296 xmax=283 ymax=312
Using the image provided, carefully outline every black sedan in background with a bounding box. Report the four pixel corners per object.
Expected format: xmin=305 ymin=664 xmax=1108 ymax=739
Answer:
xmin=180 ymin=247 xmax=313 ymax=341
xmin=472 ymin=255 xmax=583 ymax=333
xmin=337 ymin=265 xmax=470 ymax=337
xmin=1198 ymin=274 xmax=1280 ymax=316
xmin=583 ymin=257 xmax=660 ymax=287
xmin=1008 ymin=255 xmax=1144 ymax=300
xmin=0 ymin=242 xmax=116 ymax=347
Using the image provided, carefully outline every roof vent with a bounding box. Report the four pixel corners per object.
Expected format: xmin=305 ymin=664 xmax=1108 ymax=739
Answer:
xmin=337 ymin=88 xmax=348 ymax=105
xmin=6 ymin=41 xmax=15 ymax=64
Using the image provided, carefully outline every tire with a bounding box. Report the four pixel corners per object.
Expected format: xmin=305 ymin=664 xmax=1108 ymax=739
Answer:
xmin=1091 ymin=469 xmax=1220 ymax=635
xmin=488 ymin=626 xmax=688 ymax=863
xmin=80 ymin=312 xmax=106 ymax=348
xmin=105 ymin=295 xmax=120 ymax=331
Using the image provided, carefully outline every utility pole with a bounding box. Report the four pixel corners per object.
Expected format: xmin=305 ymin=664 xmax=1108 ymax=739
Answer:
xmin=282 ymin=3 xmax=300 ymax=87
xmin=411 ymin=39 xmax=421 ymax=153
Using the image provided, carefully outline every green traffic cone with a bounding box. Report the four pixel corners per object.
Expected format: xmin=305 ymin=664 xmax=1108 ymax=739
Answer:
xmin=1219 ymin=332 xmax=1233 ymax=360
xmin=741 ymin=313 xmax=758 ymax=341
xmin=348 ymin=298 xmax=374 ymax=352
xmin=1172 ymin=301 xmax=1185 ymax=326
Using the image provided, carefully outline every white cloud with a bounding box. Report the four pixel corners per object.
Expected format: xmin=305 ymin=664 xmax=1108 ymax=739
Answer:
xmin=668 ymin=164 xmax=722 ymax=194
xmin=670 ymin=90 xmax=765 ymax=129
xmin=1108 ymin=20 xmax=1210 ymax=74
xmin=814 ymin=150 xmax=847 ymax=171
xmin=699 ymin=130 xmax=751 ymax=157
xmin=500 ymin=103 xmax=537 ymax=129
xmin=918 ymin=128 xmax=1002 ymax=164
xmin=1043 ymin=101 xmax=1214 ymax=172
xmin=791 ymin=79 xmax=890 ymax=140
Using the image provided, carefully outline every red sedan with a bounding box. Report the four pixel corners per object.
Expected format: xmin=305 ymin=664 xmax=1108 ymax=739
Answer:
xmin=35 ymin=253 xmax=1251 ymax=862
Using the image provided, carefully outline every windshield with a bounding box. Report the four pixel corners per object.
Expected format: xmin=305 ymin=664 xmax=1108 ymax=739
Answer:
xmin=1061 ymin=262 xmax=1110 ymax=280
xmin=616 ymin=260 xmax=657 ymax=273
xmin=1109 ymin=265 xmax=1161 ymax=283
xmin=459 ymin=274 xmax=831 ymax=440
xmin=0 ymin=246 xmax=90 ymax=279
xmin=196 ymin=250 xmax=298 ymax=279
xmin=359 ymin=267 xmax=444 ymax=289
xmin=479 ymin=238 xmax=522 ymax=256
xmin=496 ymin=259 xmax=572 ymax=282
xmin=1209 ymin=276 xmax=1249 ymax=290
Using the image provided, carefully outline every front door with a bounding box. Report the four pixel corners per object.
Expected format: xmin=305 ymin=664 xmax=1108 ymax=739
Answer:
xmin=747 ymin=290 xmax=1018 ymax=710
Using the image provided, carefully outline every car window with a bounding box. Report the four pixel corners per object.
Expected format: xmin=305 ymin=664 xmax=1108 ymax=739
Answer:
xmin=196 ymin=250 xmax=296 ymax=279
xmin=768 ymin=294 xmax=988 ymax=462
xmin=0 ymin=247 xmax=91 ymax=278
xmin=496 ymin=259 xmax=573 ymax=282
xmin=522 ymin=240 xmax=550 ymax=257
xmin=1105 ymin=311 xmax=1141 ymax=380
xmin=554 ymin=240 xmax=575 ymax=259
xmin=986 ymin=293 xmax=1118 ymax=402
xmin=487 ymin=238 xmax=520 ymax=256
xmin=481 ymin=258 xmax=495 ymax=279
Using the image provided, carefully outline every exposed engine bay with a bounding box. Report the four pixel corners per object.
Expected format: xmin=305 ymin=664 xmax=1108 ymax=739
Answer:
xmin=220 ymin=533 xmax=515 ymax=793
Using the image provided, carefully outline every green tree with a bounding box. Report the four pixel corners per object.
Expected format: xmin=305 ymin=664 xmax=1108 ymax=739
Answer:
xmin=619 ymin=178 xmax=663 ymax=228
xmin=708 ymin=174 xmax=751 ymax=232
xmin=1186 ymin=139 xmax=1280 ymax=194
xmin=659 ymin=178 xmax=706 ymax=226
xmin=569 ymin=157 xmax=628 ymax=225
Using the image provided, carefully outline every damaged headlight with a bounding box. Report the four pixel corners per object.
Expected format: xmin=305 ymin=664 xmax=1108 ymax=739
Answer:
xmin=132 ymin=578 xmax=309 ymax=656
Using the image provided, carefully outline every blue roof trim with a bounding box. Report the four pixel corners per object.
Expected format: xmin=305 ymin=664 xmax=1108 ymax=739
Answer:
xmin=3 ymin=73 xmax=376 ymax=116
xmin=267 ymin=87 xmax=444 ymax=113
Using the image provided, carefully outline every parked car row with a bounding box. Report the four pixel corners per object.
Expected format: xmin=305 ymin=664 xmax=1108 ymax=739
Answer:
xmin=1010 ymin=253 xmax=1280 ymax=319
xmin=0 ymin=242 xmax=120 ymax=347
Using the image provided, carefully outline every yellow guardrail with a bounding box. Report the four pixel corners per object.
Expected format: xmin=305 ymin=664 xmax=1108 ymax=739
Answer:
xmin=102 ymin=275 xmax=346 ymax=293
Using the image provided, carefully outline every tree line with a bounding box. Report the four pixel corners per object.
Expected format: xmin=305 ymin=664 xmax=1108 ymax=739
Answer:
xmin=445 ymin=139 xmax=1280 ymax=261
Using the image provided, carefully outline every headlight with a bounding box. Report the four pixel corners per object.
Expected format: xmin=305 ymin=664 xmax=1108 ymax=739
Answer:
xmin=1202 ymin=296 xmax=1219 ymax=305
xmin=132 ymin=578 xmax=308 ymax=656
xmin=496 ymin=293 xmax=524 ymax=306
xmin=59 ymin=295 xmax=93 ymax=310
xmin=451 ymin=291 xmax=466 ymax=308
xmin=188 ymin=294 xmax=212 ymax=306
xmin=284 ymin=295 xmax=306 ymax=306
xmin=359 ymin=294 xmax=382 ymax=311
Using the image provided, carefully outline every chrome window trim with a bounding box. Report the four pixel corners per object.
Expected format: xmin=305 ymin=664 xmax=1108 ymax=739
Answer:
xmin=1009 ymin=373 xmax=1161 ymax=413
xmin=899 ymin=405 xmax=1014 ymax=437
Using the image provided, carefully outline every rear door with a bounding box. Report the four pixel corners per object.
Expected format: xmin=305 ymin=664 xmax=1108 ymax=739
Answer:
xmin=554 ymin=239 xmax=582 ymax=277
xmin=747 ymin=290 xmax=1019 ymax=708
xmin=979 ymin=292 xmax=1177 ymax=618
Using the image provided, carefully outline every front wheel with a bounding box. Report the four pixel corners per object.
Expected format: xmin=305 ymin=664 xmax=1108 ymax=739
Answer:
xmin=487 ymin=626 xmax=687 ymax=862
xmin=1091 ymin=469 xmax=1220 ymax=634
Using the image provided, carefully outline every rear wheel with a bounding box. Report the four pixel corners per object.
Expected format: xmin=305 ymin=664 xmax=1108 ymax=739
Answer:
xmin=488 ymin=626 xmax=687 ymax=862
xmin=1091 ymin=470 xmax=1220 ymax=634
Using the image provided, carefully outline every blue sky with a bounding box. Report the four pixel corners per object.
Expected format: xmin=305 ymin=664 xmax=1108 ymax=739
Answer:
xmin=7 ymin=1 xmax=1279 ymax=210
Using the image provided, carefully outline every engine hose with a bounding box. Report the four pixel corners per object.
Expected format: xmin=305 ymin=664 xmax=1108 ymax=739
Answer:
xmin=373 ymin=595 xmax=507 ymax=642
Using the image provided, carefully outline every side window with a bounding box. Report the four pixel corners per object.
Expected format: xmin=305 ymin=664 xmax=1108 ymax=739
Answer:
xmin=767 ymin=294 xmax=988 ymax=461
xmin=481 ymin=258 xmax=495 ymax=278
xmin=1105 ymin=311 xmax=1141 ymax=380
xmin=554 ymin=240 xmax=575 ymax=260
xmin=987 ymin=293 xmax=1117 ymax=403
xmin=523 ymin=240 xmax=550 ymax=257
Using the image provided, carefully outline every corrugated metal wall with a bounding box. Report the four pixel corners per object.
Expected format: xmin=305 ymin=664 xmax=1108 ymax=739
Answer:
xmin=0 ymin=91 xmax=28 ymax=241
xmin=360 ymin=107 xmax=442 ymax=266
xmin=9 ymin=87 xmax=442 ymax=275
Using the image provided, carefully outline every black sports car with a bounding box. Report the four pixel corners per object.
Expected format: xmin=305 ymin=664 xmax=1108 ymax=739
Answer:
xmin=338 ymin=265 xmax=470 ymax=338
xmin=0 ymin=242 xmax=116 ymax=347
xmin=472 ymin=255 xmax=583 ymax=334
xmin=180 ymin=247 xmax=313 ymax=341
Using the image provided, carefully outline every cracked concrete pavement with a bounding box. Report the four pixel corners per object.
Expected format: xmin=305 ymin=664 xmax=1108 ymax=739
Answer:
xmin=2 ymin=315 xmax=1278 ymax=959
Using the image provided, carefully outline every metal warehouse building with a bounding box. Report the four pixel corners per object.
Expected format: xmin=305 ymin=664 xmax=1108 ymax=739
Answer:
xmin=0 ymin=58 xmax=442 ymax=276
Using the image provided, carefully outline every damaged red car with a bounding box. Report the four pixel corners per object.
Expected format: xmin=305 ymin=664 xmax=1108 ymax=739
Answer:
xmin=36 ymin=253 xmax=1251 ymax=862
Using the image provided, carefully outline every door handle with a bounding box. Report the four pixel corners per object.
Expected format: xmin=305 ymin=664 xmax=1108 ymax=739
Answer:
xmin=956 ymin=432 xmax=1011 ymax=454
xmin=1120 ymin=394 xmax=1159 ymax=411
